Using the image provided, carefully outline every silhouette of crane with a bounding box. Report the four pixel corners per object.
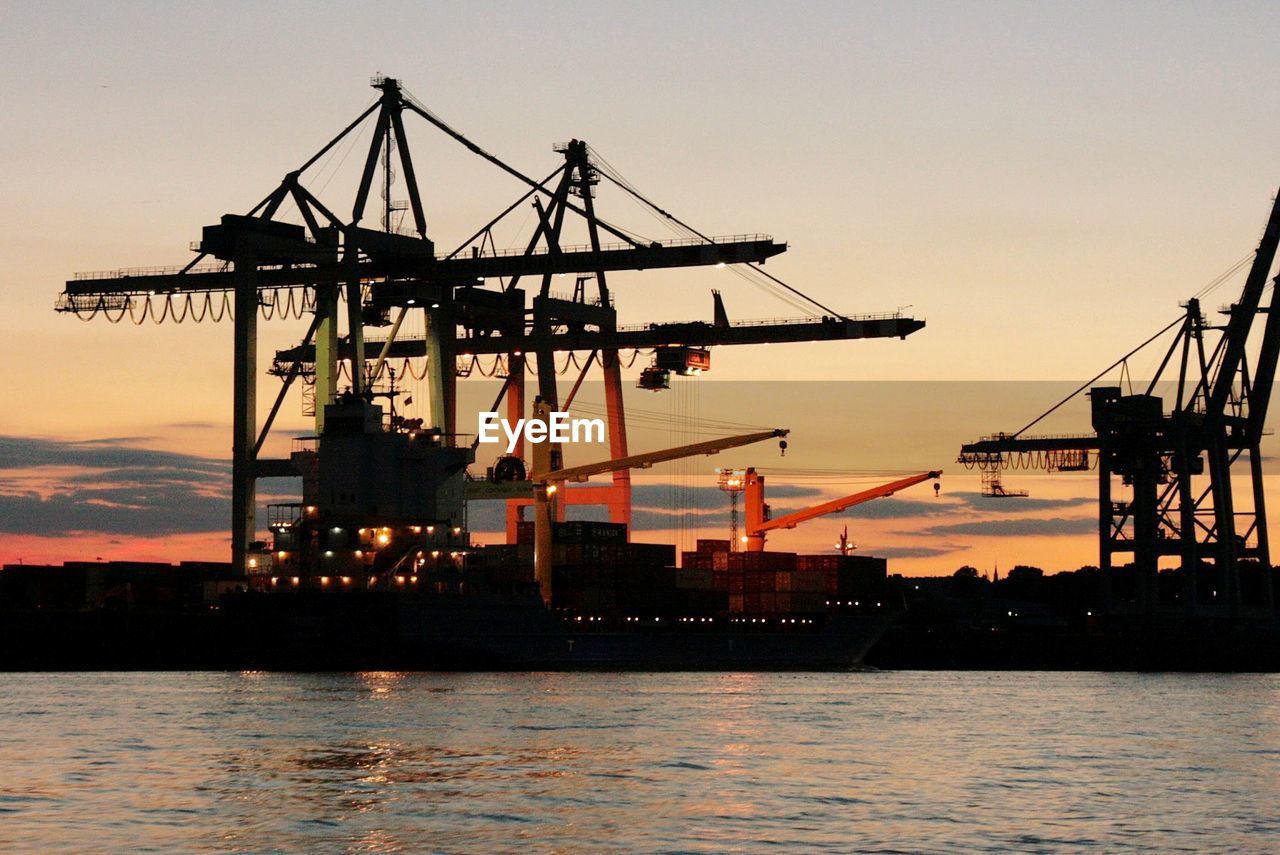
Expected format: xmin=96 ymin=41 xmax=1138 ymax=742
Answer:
xmin=57 ymin=77 xmax=925 ymax=573
xmin=959 ymin=191 xmax=1280 ymax=618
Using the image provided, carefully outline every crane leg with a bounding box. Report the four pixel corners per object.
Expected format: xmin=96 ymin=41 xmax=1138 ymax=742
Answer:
xmin=231 ymin=244 xmax=258 ymax=575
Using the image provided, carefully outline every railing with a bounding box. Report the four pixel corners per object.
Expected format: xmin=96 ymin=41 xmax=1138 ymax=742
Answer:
xmin=460 ymin=233 xmax=774 ymax=259
xmin=267 ymin=503 xmax=303 ymax=528
xmin=72 ymin=263 xmax=231 ymax=281
xmin=542 ymin=290 xmax=614 ymax=306
xmin=55 ymin=293 xmax=132 ymax=311
xmin=292 ymin=437 xmax=319 ymax=454
xmin=69 ymin=235 xmax=777 ymax=284
xmin=616 ymin=312 xmax=913 ymax=332
xmin=974 ymin=432 xmax=1096 ymax=443
xmin=70 ymin=261 xmax=327 ymax=282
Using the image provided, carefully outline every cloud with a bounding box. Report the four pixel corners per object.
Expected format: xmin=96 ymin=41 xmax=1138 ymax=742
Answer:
xmin=628 ymin=482 xmax=822 ymax=511
xmin=0 ymin=491 xmax=229 ymax=536
xmin=0 ymin=436 xmax=225 ymax=475
xmin=908 ymin=517 xmax=1096 ymax=537
xmin=464 ymin=497 xmax=726 ymax=534
xmin=869 ymin=543 xmax=966 ymax=559
xmin=0 ymin=435 xmax=238 ymax=536
xmin=741 ymin=485 xmax=1092 ymax=524
xmin=463 ymin=481 xmax=823 ymax=532
xmin=945 ymin=491 xmax=1094 ymax=512
xmin=466 ymin=501 xmax=506 ymax=533
xmin=472 ymin=479 xmax=1095 ymax=534
xmin=829 ymin=496 xmax=946 ymax=520
xmin=467 ymin=478 xmax=1088 ymax=534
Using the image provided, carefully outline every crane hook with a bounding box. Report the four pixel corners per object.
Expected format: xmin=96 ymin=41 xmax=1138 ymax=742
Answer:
xmin=779 ymin=439 xmax=788 ymax=457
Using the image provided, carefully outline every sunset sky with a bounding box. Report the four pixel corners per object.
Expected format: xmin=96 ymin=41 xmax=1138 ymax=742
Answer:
xmin=4 ymin=1 xmax=1280 ymax=574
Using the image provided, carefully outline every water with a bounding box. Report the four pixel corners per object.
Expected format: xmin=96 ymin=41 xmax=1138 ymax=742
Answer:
xmin=1 ymin=672 xmax=1277 ymax=853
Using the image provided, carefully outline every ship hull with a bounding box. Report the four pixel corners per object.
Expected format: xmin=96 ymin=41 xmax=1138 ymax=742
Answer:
xmin=0 ymin=591 xmax=892 ymax=672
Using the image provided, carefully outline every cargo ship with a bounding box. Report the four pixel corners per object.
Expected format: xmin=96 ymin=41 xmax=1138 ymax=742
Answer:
xmin=0 ymin=396 xmax=898 ymax=671
xmin=0 ymin=543 xmax=896 ymax=671
xmin=28 ymin=78 xmax=934 ymax=671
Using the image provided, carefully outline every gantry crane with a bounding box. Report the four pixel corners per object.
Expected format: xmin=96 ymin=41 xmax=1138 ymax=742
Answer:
xmin=526 ymin=398 xmax=788 ymax=604
xmin=57 ymin=77 xmax=925 ymax=574
xmin=958 ymin=190 xmax=1280 ymax=618
xmin=742 ymin=468 xmax=942 ymax=552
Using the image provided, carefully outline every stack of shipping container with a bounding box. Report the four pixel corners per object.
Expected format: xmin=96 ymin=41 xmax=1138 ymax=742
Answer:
xmin=681 ymin=540 xmax=890 ymax=614
xmin=482 ymin=527 xmax=894 ymax=618
xmin=482 ymin=521 xmax=709 ymax=614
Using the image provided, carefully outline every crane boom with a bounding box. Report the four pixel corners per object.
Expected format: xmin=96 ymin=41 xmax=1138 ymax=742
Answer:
xmin=530 ymin=429 xmax=789 ymax=484
xmin=750 ymin=470 xmax=943 ymax=534
xmin=742 ymin=467 xmax=940 ymax=551
xmin=1207 ymin=192 xmax=1280 ymax=419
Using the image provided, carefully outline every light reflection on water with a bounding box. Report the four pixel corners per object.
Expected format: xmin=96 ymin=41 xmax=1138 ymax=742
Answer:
xmin=1 ymin=671 xmax=1278 ymax=852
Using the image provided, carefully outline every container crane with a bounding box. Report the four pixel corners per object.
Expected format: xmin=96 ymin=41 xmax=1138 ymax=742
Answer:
xmin=742 ymin=468 xmax=942 ymax=552
xmin=958 ymin=189 xmax=1280 ymax=618
xmin=56 ymin=77 xmax=925 ymax=574
xmin=526 ymin=398 xmax=788 ymax=605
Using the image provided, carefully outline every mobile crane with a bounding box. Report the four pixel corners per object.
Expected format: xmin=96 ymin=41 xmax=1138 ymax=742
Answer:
xmin=743 ymin=468 xmax=942 ymax=552
xmin=527 ymin=398 xmax=788 ymax=604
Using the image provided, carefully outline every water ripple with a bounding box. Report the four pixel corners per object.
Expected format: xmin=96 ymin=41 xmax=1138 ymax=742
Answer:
xmin=0 ymin=672 xmax=1277 ymax=851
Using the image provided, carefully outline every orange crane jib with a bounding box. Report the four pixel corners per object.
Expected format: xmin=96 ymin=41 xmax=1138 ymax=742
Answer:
xmin=743 ymin=469 xmax=941 ymax=551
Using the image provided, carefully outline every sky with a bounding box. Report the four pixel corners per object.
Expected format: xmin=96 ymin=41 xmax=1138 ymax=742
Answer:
xmin=3 ymin=1 xmax=1280 ymax=573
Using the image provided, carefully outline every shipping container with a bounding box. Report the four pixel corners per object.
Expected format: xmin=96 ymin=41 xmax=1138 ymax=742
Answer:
xmin=516 ymin=521 xmax=535 ymax=545
xmin=676 ymin=568 xmax=714 ymax=590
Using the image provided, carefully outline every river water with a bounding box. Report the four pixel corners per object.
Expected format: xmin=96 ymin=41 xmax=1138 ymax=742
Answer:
xmin=1 ymin=671 xmax=1277 ymax=852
